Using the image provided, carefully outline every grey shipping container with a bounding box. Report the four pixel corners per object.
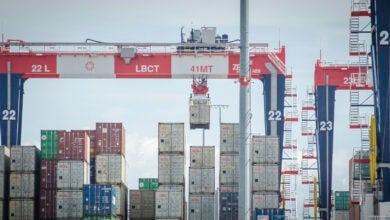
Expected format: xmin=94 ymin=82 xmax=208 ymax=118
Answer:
xmin=9 ymin=173 xmax=37 ymax=198
xmin=220 ymin=123 xmax=240 ymax=154
xmin=0 ymin=146 xmax=10 ymax=172
xmin=190 ymin=146 xmax=215 ymax=168
xmin=96 ymin=154 xmax=128 ymax=186
xmin=155 ymin=190 xmax=183 ymax=219
xmin=112 ymin=184 xmax=128 ymax=217
xmin=56 ymin=190 xmax=83 ymax=218
xmin=189 ymin=168 xmax=215 ymax=193
xmin=189 ymin=95 xmax=210 ymax=129
xmin=158 ymin=154 xmax=184 ymax=185
xmin=220 ymin=154 xmax=239 ymax=185
xmin=0 ymin=173 xmax=7 ymax=199
xmin=57 ymin=160 xmax=89 ymax=189
xmin=158 ymin=123 xmax=185 ymax=153
xmin=10 ymin=146 xmax=39 ymax=172
xmin=252 ymin=164 xmax=279 ymax=192
xmin=219 ymin=185 xmax=239 ymax=193
xmin=189 ymin=194 xmax=214 ymax=220
xmin=252 ymin=135 xmax=279 ymax=164
xmin=9 ymin=199 xmax=35 ymax=219
xmin=252 ymin=192 xmax=280 ymax=210
xmin=158 ymin=185 xmax=184 ymax=192
xmin=130 ymin=190 xmax=156 ymax=219
xmin=0 ymin=200 xmax=3 ymax=220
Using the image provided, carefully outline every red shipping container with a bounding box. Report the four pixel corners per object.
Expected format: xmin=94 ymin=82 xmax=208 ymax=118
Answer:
xmin=96 ymin=123 xmax=126 ymax=155
xmin=40 ymin=189 xmax=56 ymax=219
xmin=73 ymin=130 xmax=96 ymax=159
xmin=58 ymin=131 xmax=90 ymax=162
xmin=40 ymin=160 xmax=57 ymax=189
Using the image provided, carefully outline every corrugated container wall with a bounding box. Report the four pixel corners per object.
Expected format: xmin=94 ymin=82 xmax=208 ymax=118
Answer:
xmin=9 ymin=199 xmax=35 ymax=220
xmin=90 ymin=159 xmax=96 ymax=184
xmin=155 ymin=190 xmax=184 ymax=219
xmin=190 ymin=146 xmax=215 ymax=168
xmin=220 ymin=154 xmax=239 ymax=185
xmin=96 ymin=123 xmax=126 ymax=155
xmin=360 ymin=193 xmax=373 ymax=220
xmin=189 ymin=95 xmax=210 ymax=129
xmin=252 ymin=192 xmax=279 ymax=210
xmin=58 ymin=131 xmax=90 ymax=162
xmin=158 ymin=154 xmax=184 ymax=185
xmin=95 ymin=154 xmax=128 ymax=186
xmin=39 ymin=189 xmax=56 ymax=219
xmin=189 ymin=168 xmax=215 ymax=193
xmin=252 ymin=164 xmax=279 ymax=192
xmin=83 ymin=216 xmax=117 ymax=220
xmin=378 ymin=202 xmax=390 ymax=218
xmin=220 ymin=123 xmax=240 ymax=154
xmin=73 ymin=130 xmax=96 ymax=159
xmin=189 ymin=194 xmax=214 ymax=220
xmin=252 ymin=136 xmax=279 ymax=164
xmin=10 ymin=146 xmax=39 ymax=172
xmin=83 ymin=184 xmax=116 ymax=216
xmin=0 ymin=200 xmax=3 ymax=220
xmin=0 ymin=146 xmax=10 ymax=172
xmin=220 ymin=185 xmax=238 ymax=193
xmin=57 ymin=160 xmax=89 ymax=189
xmin=349 ymin=204 xmax=360 ymax=220
xmin=9 ymin=173 xmax=37 ymax=198
xmin=253 ymin=209 xmax=285 ymax=220
xmin=41 ymin=130 xmax=60 ymax=160
xmin=40 ymin=160 xmax=57 ymax=189
xmin=129 ymin=190 xmax=156 ymax=219
xmin=112 ymin=184 xmax=128 ymax=217
xmin=139 ymin=178 xmax=158 ymax=190
xmin=335 ymin=191 xmax=350 ymax=210
xmin=158 ymin=123 xmax=185 ymax=153
xmin=219 ymin=192 xmax=238 ymax=220
xmin=335 ymin=210 xmax=349 ymax=220
xmin=56 ymin=190 xmax=83 ymax=218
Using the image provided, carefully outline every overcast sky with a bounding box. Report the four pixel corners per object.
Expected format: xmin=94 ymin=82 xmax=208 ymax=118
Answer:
xmin=1 ymin=0 xmax=373 ymax=217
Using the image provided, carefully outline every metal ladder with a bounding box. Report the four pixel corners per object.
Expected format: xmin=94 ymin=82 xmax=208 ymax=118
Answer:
xmin=350 ymin=90 xmax=360 ymax=127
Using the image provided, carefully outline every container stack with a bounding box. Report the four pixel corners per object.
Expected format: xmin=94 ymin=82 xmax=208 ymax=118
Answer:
xmin=129 ymin=178 xmax=158 ymax=220
xmin=188 ymin=146 xmax=215 ymax=220
xmin=9 ymin=145 xmax=39 ymax=219
xmin=219 ymin=123 xmax=240 ymax=220
xmin=95 ymin=122 xmax=128 ymax=219
xmin=56 ymin=130 xmax=90 ymax=219
xmin=156 ymin=123 xmax=185 ymax=220
xmin=251 ymin=136 xmax=280 ymax=213
xmin=83 ymin=184 xmax=117 ymax=218
xmin=0 ymin=146 xmax=10 ymax=219
xmin=334 ymin=191 xmax=349 ymax=219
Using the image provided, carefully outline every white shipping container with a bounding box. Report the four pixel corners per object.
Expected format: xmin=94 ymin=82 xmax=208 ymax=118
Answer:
xmin=189 ymin=96 xmax=210 ymax=128
xmin=189 ymin=168 xmax=215 ymax=193
xmin=220 ymin=154 xmax=239 ymax=185
xmin=0 ymin=146 xmax=10 ymax=172
xmin=158 ymin=154 xmax=185 ymax=185
xmin=158 ymin=185 xmax=184 ymax=191
xmin=112 ymin=184 xmax=127 ymax=217
xmin=334 ymin=210 xmax=349 ymax=220
xmin=379 ymin=202 xmax=390 ymax=217
xmin=9 ymin=173 xmax=36 ymax=198
xmin=252 ymin=164 xmax=279 ymax=191
xmin=190 ymin=146 xmax=215 ymax=168
xmin=252 ymin=136 xmax=279 ymax=164
xmin=156 ymin=190 xmax=183 ymax=219
xmin=360 ymin=193 xmax=374 ymax=219
xmin=158 ymin=123 xmax=185 ymax=153
xmin=57 ymin=160 xmax=89 ymax=189
xmin=252 ymin=192 xmax=279 ymax=211
xmin=189 ymin=194 xmax=214 ymax=220
xmin=96 ymin=154 xmax=128 ymax=186
xmin=9 ymin=199 xmax=35 ymax=219
xmin=10 ymin=146 xmax=38 ymax=172
xmin=56 ymin=190 xmax=83 ymax=218
xmin=220 ymin=123 xmax=240 ymax=153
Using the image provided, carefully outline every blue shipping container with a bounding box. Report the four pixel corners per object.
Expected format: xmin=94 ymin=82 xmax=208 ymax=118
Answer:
xmin=253 ymin=209 xmax=285 ymax=220
xmin=83 ymin=184 xmax=116 ymax=216
xmin=90 ymin=159 xmax=96 ymax=184
xmin=220 ymin=192 xmax=238 ymax=220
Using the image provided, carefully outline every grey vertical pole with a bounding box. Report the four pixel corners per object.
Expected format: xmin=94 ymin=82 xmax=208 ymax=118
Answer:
xmin=7 ymin=61 xmax=11 ymax=148
xmin=239 ymin=0 xmax=251 ymax=219
xmin=326 ymin=75 xmax=329 ymax=220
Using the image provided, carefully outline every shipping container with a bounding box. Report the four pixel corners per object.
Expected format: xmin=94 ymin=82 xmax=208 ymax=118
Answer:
xmin=335 ymin=210 xmax=349 ymax=220
xmin=189 ymin=168 xmax=215 ymax=193
xmin=156 ymin=190 xmax=183 ymax=219
xmin=83 ymin=184 xmax=116 ymax=216
xmin=9 ymin=199 xmax=35 ymax=220
xmin=158 ymin=154 xmax=184 ymax=185
xmin=349 ymin=204 xmax=360 ymax=220
xmin=96 ymin=154 xmax=128 ymax=186
xmin=90 ymin=159 xmax=96 ymax=184
xmin=220 ymin=154 xmax=239 ymax=185
xmin=352 ymin=162 xmax=370 ymax=180
xmin=40 ymin=160 xmax=57 ymax=189
xmin=378 ymin=202 xmax=390 ymax=218
xmin=39 ymin=189 xmax=56 ymax=219
xmin=158 ymin=123 xmax=185 ymax=153
xmin=189 ymin=95 xmax=210 ymax=129
xmin=188 ymin=194 xmax=214 ymax=220
xmin=56 ymin=190 xmax=83 ymax=218
xmin=158 ymin=185 xmax=184 ymax=191
xmin=252 ymin=164 xmax=279 ymax=192
xmin=0 ymin=172 xmax=7 ymax=199
xmin=73 ymin=130 xmax=97 ymax=159
xmin=335 ymin=191 xmax=349 ymax=210
xmin=252 ymin=192 xmax=279 ymax=211
xmin=0 ymin=200 xmax=3 ymax=220
xmin=57 ymin=160 xmax=89 ymax=189
xmin=9 ymin=173 xmax=37 ymax=198
xmin=112 ymin=184 xmax=128 ymax=217
xmin=41 ymin=130 xmax=60 ymax=160
xmin=252 ymin=136 xmax=279 ymax=164
xmin=10 ymin=146 xmax=39 ymax=172
xmin=360 ymin=193 xmax=374 ymax=220
xmin=0 ymin=146 xmax=10 ymax=172
xmin=83 ymin=216 xmax=117 ymax=220
xmin=220 ymin=123 xmax=240 ymax=154
xmin=219 ymin=192 xmax=238 ymax=220
xmin=139 ymin=178 xmax=158 ymax=190
xmin=219 ymin=184 xmax=239 ymax=193
xmin=96 ymin=123 xmax=126 ymax=155
xmin=190 ymin=146 xmax=215 ymax=168
xmin=130 ymin=190 xmax=156 ymax=219
xmin=58 ymin=130 xmax=90 ymax=162
xmin=253 ymin=209 xmax=285 ymax=220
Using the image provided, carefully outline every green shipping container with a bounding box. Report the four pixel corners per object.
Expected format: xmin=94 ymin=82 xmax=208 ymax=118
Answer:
xmin=139 ymin=178 xmax=158 ymax=190
xmin=41 ymin=130 xmax=59 ymax=159
xmin=335 ymin=191 xmax=349 ymax=210
xmin=83 ymin=216 xmax=116 ymax=220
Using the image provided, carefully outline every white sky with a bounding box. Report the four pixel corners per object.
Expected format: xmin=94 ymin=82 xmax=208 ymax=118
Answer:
xmin=1 ymin=0 xmax=374 ymax=217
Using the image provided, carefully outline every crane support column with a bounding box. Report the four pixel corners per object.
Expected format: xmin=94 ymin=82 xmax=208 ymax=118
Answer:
xmin=315 ymin=85 xmax=336 ymax=220
xmin=0 ymin=66 xmax=26 ymax=146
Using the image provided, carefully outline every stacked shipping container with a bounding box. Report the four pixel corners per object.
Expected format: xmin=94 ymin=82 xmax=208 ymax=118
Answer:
xmin=334 ymin=191 xmax=349 ymax=220
xmin=9 ymin=145 xmax=39 ymax=219
xmin=188 ymin=146 xmax=215 ymax=220
xmin=0 ymin=146 xmax=10 ymax=219
xmin=129 ymin=178 xmax=158 ymax=219
xmin=156 ymin=123 xmax=185 ymax=220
